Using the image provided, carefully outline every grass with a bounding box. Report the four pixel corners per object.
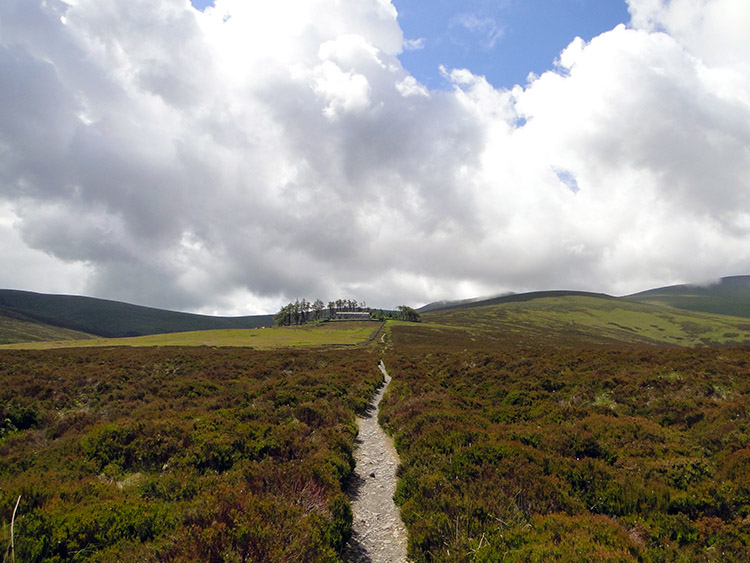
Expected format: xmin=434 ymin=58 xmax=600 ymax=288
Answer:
xmin=0 ymin=315 xmax=94 ymax=346
xmin=423 ymin=295 xmax=750 ymax=347
xmin=0 ymin=321 xmax=383 ymax=350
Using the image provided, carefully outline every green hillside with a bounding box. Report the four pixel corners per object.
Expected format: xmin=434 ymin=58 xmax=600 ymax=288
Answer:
xmin=627 ymin=275 xmax=750 ymax=318
xmin=0 ymin=306 xmax=94 ymax=345
xmin=0 ymin=290 xmax=273 ymax=339
xmin=422 ymin=293 xmax=750 ymax=347
xmin=419 ymin=290 xmax=609 ymax=314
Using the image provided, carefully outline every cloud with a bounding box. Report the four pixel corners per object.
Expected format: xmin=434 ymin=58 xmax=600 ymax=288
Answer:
xmin=452 ymin=13 xmax=504 ymax=49
xmin=0 ymin=203 xmax=92 ymax=294
xmin=0 ymin=0 xmax=749 ymax=312
xmin=403 ymin=37 xmax=425 ymax=51
xmin=628 ymin=0 xmax=750 ymax=68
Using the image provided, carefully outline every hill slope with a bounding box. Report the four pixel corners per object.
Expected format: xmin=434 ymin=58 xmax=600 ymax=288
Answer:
xmin=421 ymin=293 xmax=750 ymax=347
xmin=419 ymin=290 xmax=611 ymax=314
xmin=626 ymin=275 xmax=750 ymax=318
xmin=0 ymin=290 xmax=273 ymax=339
xmin=0 ymin=305 xmax=95 ymax=345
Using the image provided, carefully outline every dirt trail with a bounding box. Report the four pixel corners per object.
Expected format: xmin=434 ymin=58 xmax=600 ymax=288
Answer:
xmin=344 ymin=361 xmax=408 ymax=562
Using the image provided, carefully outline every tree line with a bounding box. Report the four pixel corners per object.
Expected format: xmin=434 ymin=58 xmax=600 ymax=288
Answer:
xmin=274 ymin=299 xmax=420 ymax=326
xmin=274 ymin=299 xmax=365 ymax=326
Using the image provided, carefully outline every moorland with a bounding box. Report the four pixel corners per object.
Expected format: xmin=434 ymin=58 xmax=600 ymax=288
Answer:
xmin=2 ymin=277 xmax=750 ymax=561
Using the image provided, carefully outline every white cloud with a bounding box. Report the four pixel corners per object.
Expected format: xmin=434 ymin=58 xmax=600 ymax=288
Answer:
xmin=312 ymin=60 xmax=373 ymax=119
xmin=1 ymin=0 xmax=749 ymax=312
xmin=454 ymin=13 xmax=504 ymax=49
xmin=628 ymin=0 xmax=750 ymax=68
xmin=403 ymin=37 xmax=425 ymax=51
xmin=396 ymin=75 xmax=430 ymax=98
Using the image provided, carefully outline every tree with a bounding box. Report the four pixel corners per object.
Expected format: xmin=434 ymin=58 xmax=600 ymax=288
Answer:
xmin=313 ymin=299 xmax=325 ymax=321
xmin=397 ymin=305 xmax=421 ymax=322
xmin=274 ymin=303 xmax=293 ymax=326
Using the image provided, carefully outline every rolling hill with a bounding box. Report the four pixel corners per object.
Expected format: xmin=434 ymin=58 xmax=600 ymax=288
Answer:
xmin=419 ymin=290 xmax=611 ymax=313
xmin=0 ymin=289 xmax=273 ymax=342
xmin=420 ymin=293 xmax=750 ymax=347
xmin=0 ymin=305 xmax=95 ymax=345
xmin=5 ymin=275 xmax=750 ymax=347
xmin=626 ymin=275 xmax=750 ymax=317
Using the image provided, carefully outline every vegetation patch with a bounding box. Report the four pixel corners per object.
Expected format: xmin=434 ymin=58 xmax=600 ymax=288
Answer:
xmin=380 ymin=323 xmax=750 ymax=561
xmin=0 ymin=346 xmax=382 ymax=560
xmin=424 ymin=295 xmax=750 ymax=347
xmin=0 ymin=313 xmax=94 ymax=346
xmin=0 ymin=322 xmax=383 ymax=351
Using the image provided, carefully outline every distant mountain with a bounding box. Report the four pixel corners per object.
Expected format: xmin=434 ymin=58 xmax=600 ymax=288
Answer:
xmin=419 ymin=290 xmax=613 ymax=314
xmin=418 ymin=294 xmax=511 ymax=313
xmin=0 ymin=290 xmax=274 ymax=340
xmin=626 ymin=275 xmax=750 ymax=318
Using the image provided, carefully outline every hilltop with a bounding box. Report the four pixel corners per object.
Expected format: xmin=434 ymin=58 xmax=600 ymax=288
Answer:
xmin=626 ymin=275 xmax=750 ymax=317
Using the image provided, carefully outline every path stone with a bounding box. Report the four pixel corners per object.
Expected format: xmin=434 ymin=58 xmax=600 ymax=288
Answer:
xmin=344 ymin=361 xmax=409 ymax=563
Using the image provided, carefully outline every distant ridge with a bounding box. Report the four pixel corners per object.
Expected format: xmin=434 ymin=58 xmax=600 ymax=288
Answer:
xmin=5 ymin=274 xmax=750 ymax=345
xmin=419 ymin=290 xmax=614 ymax=314
xmin=418 ymin=294 xmax=513 ymax=313
xmin=626 ymin=275 xmax=750 ymax=318
xmin=0 ymin=290 xmax=273 ymax=338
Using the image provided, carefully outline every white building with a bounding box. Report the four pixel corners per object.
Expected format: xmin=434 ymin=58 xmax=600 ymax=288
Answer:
xmin=334 ymin=311 xmax=372 ymax=321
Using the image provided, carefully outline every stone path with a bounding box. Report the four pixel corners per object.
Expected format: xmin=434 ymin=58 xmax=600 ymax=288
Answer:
xmin=344 ymin=361 xmax=409 ymax=562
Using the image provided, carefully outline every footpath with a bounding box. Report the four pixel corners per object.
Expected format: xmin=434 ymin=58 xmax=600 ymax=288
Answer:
xmin=344 ymin=361 xmax=409 ymax=562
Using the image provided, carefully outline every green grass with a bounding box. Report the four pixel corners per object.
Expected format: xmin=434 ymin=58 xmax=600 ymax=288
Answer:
xmin=0 ymin=321 xmax=383 ymax=350
xmin=423 ymin=295 xmax=750 ymax=347
xmin=0 ymin=315 xmax=94 ymax=345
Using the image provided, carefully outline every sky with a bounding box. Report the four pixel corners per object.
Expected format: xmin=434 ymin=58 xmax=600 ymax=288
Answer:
xmin=1 ymin=0 xmax=750 ymax=315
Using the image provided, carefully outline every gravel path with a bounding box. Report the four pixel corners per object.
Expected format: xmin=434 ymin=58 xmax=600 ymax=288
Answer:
xmin=344 ymin=361 xmax=409 ymax=562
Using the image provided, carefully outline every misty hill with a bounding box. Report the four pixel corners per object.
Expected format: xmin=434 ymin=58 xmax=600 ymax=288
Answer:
xmin=418 ymin=293 xmax=514 ymax=313
xmin=0 ymin=290 xmax=273 ymax=340
xmin=421 ymin=293 xmax=750 ymax=348
xmin=419 ymin=290 xmax=612 ymax=314
xmin=626 ymin=275 xmax=750 ymax=318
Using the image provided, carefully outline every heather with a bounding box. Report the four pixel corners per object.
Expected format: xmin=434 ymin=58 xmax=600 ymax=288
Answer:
xmin=0 ymin=347 xmax=381 ymax=561
xmin=381 ymin=323 xmax=750 ymax=561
